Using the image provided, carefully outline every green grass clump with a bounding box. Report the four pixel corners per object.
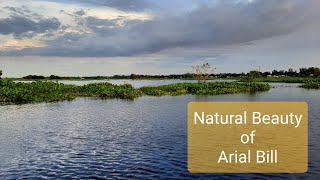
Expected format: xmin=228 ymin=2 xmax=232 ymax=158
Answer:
xmin=0 ymin=80 xmax=270 ymax=104
xmin=78 ymin=82 xmax=142 ymax=99
xmin=0 ymin=80 xmax=77 ymax=103
xmin=139 ymin=82 xmax=270 ymax=96
xmin=300 ymin=81 xmax=320 ymax=89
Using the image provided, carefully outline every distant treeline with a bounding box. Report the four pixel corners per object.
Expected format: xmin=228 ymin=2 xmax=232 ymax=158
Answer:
xmin=20 ymin=67 xmax=320 ymax=80
xmin=22 ymin=75 xmax=83 ymax=80
xmin=259 ymin=67 xmax=320 ymax=77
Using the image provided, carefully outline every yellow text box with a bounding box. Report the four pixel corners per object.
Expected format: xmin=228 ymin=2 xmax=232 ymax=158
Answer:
xmin=188 ymin=102 xmax=308 ymax=173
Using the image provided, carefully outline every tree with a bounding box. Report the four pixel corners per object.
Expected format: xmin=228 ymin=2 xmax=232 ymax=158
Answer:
xmin=191 ymin=65 xmax=201 ymax=83
xmin=0 ymin=70 xmax=2 ymax=79
xmin=314 ymin=67 xmax=320 ymax=77
xmin=192 ymin=63 xmax=211 ymax=83
xmin=201 ymin=63 xmax=211 ymax=83
xmin=242 ymin=70 xmax=260 ymax=82
xmin=23 ymin=75 xmax=45 ymax=79
xmin=248 ymin=70 xmax=260 ymax=79
xmin=49 ymin=75 xmax=61 ymax=79
xmin=262 ymin=71 xmax=271 ymax=77
xmin=299 ymin=68 xmax=308 ymax=77
xmin=182 ymin=72 xmax=194 ymax=79
xmin=286 ymin=68 xmax=298 ymax=77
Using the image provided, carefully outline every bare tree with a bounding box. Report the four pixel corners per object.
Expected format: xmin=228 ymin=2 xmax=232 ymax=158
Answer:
xmin=191 ymin=63 xmax=211 ymax=83
xmin=202 ymin=63 xmax=210 ymax=83
xmin=191 ymin=65 xmax=202 ymax=83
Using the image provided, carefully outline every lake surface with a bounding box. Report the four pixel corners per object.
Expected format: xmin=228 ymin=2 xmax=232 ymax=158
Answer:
xmin=1 ymin=81 xmax=319 ymax=179
xmin=17 ymin=79 xmax=235 ymax=87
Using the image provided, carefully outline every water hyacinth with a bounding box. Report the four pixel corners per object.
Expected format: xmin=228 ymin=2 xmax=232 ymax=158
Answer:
xmin=0 ymin=80 xmax=270 ymax=104
xmin=78 ymin=82 xmax=142 ymax=99
xmin=139 ymin=82 xmax=270 ymax=96
xmin=0 ymin=80 xmax=77 ymax=103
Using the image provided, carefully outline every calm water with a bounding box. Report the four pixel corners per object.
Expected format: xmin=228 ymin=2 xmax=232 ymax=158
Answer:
xmin=0 ymin=81 xmax=319 ymax=179
xmin=17 ymin=79 xmax=235 ymax=87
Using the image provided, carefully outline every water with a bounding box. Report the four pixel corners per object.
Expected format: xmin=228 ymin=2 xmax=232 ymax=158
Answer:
xmin=0 ymin=81 xmax=319 ymax=179
xmin=17 ymin=79 xmax=235 ymax=87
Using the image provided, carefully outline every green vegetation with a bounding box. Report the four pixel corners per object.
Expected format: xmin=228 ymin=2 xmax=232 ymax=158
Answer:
xmin=300 ymin=81 xmax=320 ymax=89
xmin=3 ymin=66 xmax=319 ymax=81
xmin=0 ymin=66 xmax=317 ymax=82
xmin=22 ymin=75 xmax=46 ymax=79
xmin=240 ymin=70 xmax=260 ymax=82
xmin=140 ymin=82 xmax=270 ymax=96
xmin=49 ymin=75 xmax=63 ymax=79
xmin=0 ymin=80 xmax=77 ymax=103
xmin=247 ymin=77 xmax=320 ymax=83
xmin=78 ymin=83 xmax=142 ymax=99
xmin=0 ymin=80 xmax=270 ymax=104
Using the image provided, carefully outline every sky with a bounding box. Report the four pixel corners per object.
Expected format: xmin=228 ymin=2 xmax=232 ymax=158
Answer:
xmin=0 ymin=0 xmax=319 ymax=77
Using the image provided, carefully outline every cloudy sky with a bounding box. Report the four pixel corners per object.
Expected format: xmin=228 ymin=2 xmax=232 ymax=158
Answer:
xmin=0 ymin=0 xmax=319 ymax=77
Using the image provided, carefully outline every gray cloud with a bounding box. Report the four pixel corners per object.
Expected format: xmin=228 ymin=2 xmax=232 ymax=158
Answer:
xmin=38 ymin=0 xmax=152 ymax=11
xmin=82 ymin=0 xmax=152 ymax=11
xmin=0 ymin=7 xmax=61 ymax=38
xmin=2 ymin=0 xmax=320 ymax=57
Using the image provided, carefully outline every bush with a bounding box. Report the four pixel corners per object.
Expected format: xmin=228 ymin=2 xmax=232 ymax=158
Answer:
xmin=300 ymin=81 xmax=320 ymax=89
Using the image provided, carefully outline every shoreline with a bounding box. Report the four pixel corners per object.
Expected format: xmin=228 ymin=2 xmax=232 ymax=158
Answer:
xmin=4 ymin=77 xmax=320 ymax=83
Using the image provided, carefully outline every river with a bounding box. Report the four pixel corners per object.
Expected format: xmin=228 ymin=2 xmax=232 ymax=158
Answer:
xmin=0 ymin=80 xmax=319 ymax=179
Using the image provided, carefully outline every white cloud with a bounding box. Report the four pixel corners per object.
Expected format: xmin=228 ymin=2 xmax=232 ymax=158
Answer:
xmin=0 ymin=39 xmax=44 ymax=50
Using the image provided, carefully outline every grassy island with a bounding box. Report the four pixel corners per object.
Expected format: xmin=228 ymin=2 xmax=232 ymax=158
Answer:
xmin=0 ymin=80 xmax=270 ymax=104
xmin=140 ymin=82 xmax=270 ymax=96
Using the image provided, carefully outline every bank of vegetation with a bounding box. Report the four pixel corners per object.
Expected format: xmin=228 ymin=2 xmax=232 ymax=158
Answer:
xmin=300 ymin=81 xmax=320 ymax=89
xmin=0 ymin=80 xmax=270 ymax=104
xmin=244 ymin=77 xmax=320 ymax=83
xmin=2 ymin=66 xmax=319 ymax=81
